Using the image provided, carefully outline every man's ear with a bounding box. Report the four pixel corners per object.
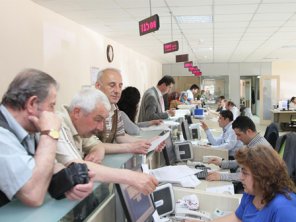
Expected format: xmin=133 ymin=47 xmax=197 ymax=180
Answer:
xmin=25 ymin=96 xmax=38 ymax=114
xmin=72 ymin=107 xmax=82 ymax=119
xmin=95 ymin=81 xmax=101 ymax=89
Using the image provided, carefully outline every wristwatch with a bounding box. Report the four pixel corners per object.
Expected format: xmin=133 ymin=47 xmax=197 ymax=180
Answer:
xmin=40 ymin=129 xmax=60 ymax=140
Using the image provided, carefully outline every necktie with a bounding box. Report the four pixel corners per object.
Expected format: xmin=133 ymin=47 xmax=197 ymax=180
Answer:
xmin=160 ymin=95 xmax=165 ymax=112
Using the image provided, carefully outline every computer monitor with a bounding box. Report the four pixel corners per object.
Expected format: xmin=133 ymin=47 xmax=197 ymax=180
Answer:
xmin=115 ymin=168 xmax=155 ymax=222
xmin=181 ymin=119 xmax=191 ymax=140
xmin=185 ymin=114 xmax=193 ymax=124
xmin=279 ymin=100 xmax=288 ymax=110
xmin=162 ymin=133 xmax=176 ymax=166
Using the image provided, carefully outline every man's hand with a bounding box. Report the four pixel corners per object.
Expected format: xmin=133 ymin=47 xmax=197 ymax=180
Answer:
xmin=167 ymin=108 xmax=176 ymax=117
xmin=84 ymin=146 xmax=105 ymax=164
xmin=208 ymin=157 xmax=222 ymax=166
xmin=150 ymin=119 xmax=163 ymax=126
xmin=155 ymin=141 xmax=166 ymax=152
xmin=65 ymin=171 xmax=95 ymax=200
xmin=128 ymin=140 xmax=151 ymax=154
xmin=199 ymin=120 xmax=208 ymax=131
xmin=206 ymin=171 xmax=221 ymax=181
xmin=129 ymin=172 xmax=158 ymax=195
xmin=28 ymin=111 xmax=61 ymax=132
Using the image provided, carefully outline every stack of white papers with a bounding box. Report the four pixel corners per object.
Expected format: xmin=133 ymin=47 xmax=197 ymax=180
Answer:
xmin=147 ymin=131 xmax=170 ymax=152
xmin=174 ymin=109 xmax=191 ymax=118
xmin=150 ymin=165 xmax=201 ymax=188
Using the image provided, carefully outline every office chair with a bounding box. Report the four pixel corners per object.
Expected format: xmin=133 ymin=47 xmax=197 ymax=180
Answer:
xmin=264 ymin=122 xmax=279 ymax=149
xmin=275 ymin=132 xmax=296 ymax=184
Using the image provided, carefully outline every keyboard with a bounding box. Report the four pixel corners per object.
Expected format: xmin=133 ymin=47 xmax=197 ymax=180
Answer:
xmin=195 ymin=166 xmax=210 ymax=179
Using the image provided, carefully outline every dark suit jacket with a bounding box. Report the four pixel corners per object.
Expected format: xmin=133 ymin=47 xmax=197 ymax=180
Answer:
xmin=138 ymin=87 xmax=168 ymax=122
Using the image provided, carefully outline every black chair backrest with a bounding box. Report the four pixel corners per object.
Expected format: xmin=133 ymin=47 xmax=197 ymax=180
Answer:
xmin=264 ymin=123 xmax=279 ymax=149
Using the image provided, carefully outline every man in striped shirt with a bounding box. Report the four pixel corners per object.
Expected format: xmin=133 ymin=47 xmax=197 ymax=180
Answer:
xmin=206 ymin=116 xmax=272 ymax=181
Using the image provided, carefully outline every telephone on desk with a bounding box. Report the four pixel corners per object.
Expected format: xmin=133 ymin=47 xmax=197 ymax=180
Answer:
xmin=174 ymin=203 xmax=212 ymax=221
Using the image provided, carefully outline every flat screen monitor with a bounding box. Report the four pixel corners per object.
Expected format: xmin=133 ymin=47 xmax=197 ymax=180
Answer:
xmin=279 ymin=100 xmax=288 ymax=110
xmin=181 ymin=119 xmax=191 ymax=140
xmin=185 ymin=114 xmax=193 ymax=124
xmin=115 ymin=167 xmax=155 ymax=222
xmin=162 ymin=132 xmax=176 ymax=166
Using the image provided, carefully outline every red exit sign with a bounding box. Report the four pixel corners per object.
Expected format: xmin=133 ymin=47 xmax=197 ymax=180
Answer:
xmin=139 ymin=14 xmax=160 ymax=36
xmin=163 ymin=41 xmax=179 ymax=54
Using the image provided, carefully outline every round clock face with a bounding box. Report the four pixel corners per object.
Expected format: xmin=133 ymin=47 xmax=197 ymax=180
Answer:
xmin=107 ymin=44 xmax=114 ymax=63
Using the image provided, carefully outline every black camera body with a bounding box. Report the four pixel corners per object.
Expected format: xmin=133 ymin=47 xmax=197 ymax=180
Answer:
xmin=48 ymin=163 xmax=90 ymax=200
xmin=68 ymin=162 xmax=89 ymax=185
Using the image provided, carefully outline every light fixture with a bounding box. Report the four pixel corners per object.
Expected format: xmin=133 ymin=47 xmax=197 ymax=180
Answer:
xmin=176 ymin=15 xmax=212 ymax=23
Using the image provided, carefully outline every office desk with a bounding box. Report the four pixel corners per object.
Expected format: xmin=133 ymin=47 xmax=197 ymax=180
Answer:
xmin=192 ymin=145 xmax=229 ymax=162
xmin=173 ymin=187 xmax=241 ymax=214
xmin=271 ymin=109 xmax=296 ymax=130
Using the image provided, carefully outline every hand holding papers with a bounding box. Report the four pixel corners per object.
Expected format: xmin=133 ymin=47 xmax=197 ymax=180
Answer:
xmin=148 ymin=131 xmax=170 ymax=152
xmin=150 ymin=165 xmax=201 ymax=188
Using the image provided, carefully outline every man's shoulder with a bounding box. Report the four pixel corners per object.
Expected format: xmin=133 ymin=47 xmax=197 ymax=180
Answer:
xmin=143 ymin=87 xmax=155 ymax=94
xmin=143 ymin=87 xmax=157 ymax=99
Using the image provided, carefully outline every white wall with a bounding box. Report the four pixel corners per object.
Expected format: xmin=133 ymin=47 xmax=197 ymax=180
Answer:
xmin=163 ymin=62 xmax=272 ymax=105
xmin=272 ymin=61 xmax=296 ymax=100
xmin=0 ymin=0 xmax=162 ymax=106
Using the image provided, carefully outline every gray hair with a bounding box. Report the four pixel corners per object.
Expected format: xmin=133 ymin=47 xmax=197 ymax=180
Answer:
xmin=2 ymin=68 xmax=58 ymax=110
xmin=96 ymin=68 xmax=121 ymax=84
xmin=69 ymin=88 xmax=111 ymax=114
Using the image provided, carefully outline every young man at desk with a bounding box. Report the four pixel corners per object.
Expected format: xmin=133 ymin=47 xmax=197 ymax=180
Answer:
xmin=206 ymin=116 xmax=272 ymax=182
xmin=200 ymin=110 xmax=243 ymax=160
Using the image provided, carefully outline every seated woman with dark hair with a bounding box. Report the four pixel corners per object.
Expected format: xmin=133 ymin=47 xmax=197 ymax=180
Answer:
xmin=168 ymin=91 xmax=182 ymax=109
xmin=117 ymin=86 xmax=162 ymax=135
xmin=186 ymin=145 xmax=296 ymax=222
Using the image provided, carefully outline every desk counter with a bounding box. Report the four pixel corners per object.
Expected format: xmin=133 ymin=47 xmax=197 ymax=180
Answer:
xmin=0 ymin=129 xmax=163 ymax=222
xmin=0 ymin=153 xmax=133 ymax=222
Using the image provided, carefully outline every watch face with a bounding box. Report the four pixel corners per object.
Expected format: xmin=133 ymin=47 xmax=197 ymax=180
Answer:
xmin=49 ymin=130 xmax=60 ymax=139
xmin=107 ymin=44 xmax=114 ymax=63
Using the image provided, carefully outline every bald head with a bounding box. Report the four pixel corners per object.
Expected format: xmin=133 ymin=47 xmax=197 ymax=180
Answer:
xmin=95 ymin=68 xmax=123 ymax=104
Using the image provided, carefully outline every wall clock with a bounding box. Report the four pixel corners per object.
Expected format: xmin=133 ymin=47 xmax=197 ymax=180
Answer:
xmin=107 ymin=44 xmax=114 ymax=63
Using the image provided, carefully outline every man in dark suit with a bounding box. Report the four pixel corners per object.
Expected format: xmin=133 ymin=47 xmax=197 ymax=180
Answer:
xmin=138 ymin=75 xmax=176 ymax=122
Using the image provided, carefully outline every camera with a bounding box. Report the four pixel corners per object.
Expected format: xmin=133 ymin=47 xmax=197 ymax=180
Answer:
xmin=48 ymin=162 xmax=90 ymax=200
xmin=67 ymin=162 xmax=89 ymax=185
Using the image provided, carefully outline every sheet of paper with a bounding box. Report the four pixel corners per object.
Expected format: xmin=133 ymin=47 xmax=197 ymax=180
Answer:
xmin=140 ymin=124 xmax=171 ymax=131
xmin=162 ymin=120 xmax=180 ymax=126
xmin=179 ymin=175 xmax=201 ymax=188
xmin=150 ymin=165 xmax=199 ymax=182
xmin=147 ymin=131 xmax=170 ymax=152
xmin=206 ymin=184 xmax=235 ymax=195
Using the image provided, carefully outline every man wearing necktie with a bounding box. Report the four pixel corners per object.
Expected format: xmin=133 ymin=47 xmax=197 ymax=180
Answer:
xmin=138 ymin=75 xmax=176 ymax=122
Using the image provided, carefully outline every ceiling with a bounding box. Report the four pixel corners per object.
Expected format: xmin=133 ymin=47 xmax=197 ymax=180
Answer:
xmin=33 ymin=0 xmax=296 ymax=64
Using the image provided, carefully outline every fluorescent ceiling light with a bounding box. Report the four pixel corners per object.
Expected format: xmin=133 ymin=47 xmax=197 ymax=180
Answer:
xmin=281 ymin=45 xmax=296 ymax=48
xmin=176 ymin=15 xmax=212 ymax=23
xmin=263 ymin=57 xmax=279 ymax=60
